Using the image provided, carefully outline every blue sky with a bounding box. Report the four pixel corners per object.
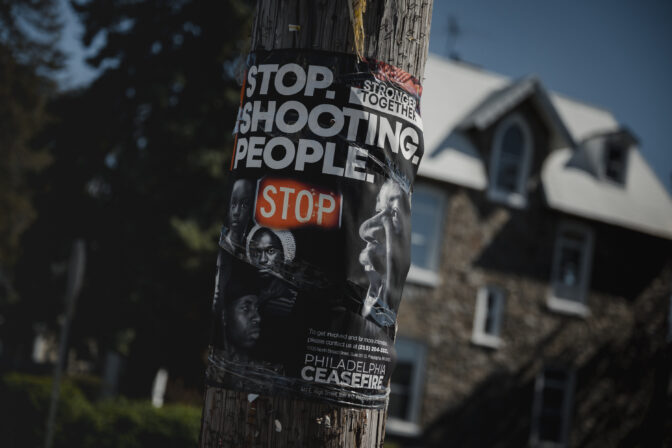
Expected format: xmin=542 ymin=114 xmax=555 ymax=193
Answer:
xmin=56 ymin=0 xmax=98 ymax=89
xmin=58 ymin=0 xmax=672 ymax=192
xmin=428 ymin=0 xmax=672 ymax=192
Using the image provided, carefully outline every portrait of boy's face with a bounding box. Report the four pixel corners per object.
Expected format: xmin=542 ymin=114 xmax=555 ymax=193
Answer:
xmin=228 ymin=179 xmax=254 ymax=234
xmin=358 ymin=179 xmax=411 ymax=318
xmin=249 ymin=229 xmax=283 ymax=278
xmin=225 ymin=293 xmax=261 ymax=350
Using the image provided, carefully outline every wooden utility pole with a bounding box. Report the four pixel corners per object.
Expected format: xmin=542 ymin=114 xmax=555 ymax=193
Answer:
xmin=200 ymin=1 xmax=433 ymax=446
xmin=249 ymin=0 xmax=433 ymax=79
xmin=45 ymin=239 xmax=86 ymax=448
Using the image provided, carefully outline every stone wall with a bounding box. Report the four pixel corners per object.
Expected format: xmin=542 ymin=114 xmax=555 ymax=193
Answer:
xmin=394 ymin=182 xmax=672 ymax=446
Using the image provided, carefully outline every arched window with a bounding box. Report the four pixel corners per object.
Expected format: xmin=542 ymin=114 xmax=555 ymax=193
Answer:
xmin=488 ymin=113 xmax=533 ymax=208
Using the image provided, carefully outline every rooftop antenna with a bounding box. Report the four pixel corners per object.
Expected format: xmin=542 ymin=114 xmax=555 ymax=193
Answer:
xmin=447 ymin=14 xmax=461 ymax=60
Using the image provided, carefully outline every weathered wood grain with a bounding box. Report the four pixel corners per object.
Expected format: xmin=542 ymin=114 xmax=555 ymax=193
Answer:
xmin=200 ymin=387 xmax=388 ymax=447
xmin=251 ymin=0 xmax=433 ymax=79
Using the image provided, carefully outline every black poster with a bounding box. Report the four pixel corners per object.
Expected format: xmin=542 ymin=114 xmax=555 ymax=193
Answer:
xmin=206 ymin=50 xmax=424 ymax=408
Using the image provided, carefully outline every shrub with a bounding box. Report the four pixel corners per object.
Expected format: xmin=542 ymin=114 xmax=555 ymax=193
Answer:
xmin=0 ymin=373 xmax=200 ymax=448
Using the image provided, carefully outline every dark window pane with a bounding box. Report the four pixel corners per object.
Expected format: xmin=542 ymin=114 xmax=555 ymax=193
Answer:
xmin=553 ymin=229 xmax=590 ymax=302
xmin=544 ymin=369 xmax=568 ymax=383
xmin=502 ymin=125 xmax=524 ymax=156
xmin=563 ymin=230 xmax=585 ymax=245
xmin=537 ymin=368 xmax=570 ymax=444
xmin=388 ymin=391 xmax=410 ymax=419
xmin=484 ymin=291 xmax=498 ymax=335
xmin=413 ymin=190 xmax=438 ymax=210
xmin=495 ymin=158 xmax=520 ymax=192
xmin=494 ymin=123 xmax=526 ymax=193
xmin=392 ymin=362 xmax=414 ymax=385
xmin=539 ymin=415 xmax=563 ymax=442
xmin=605 ymin=145 xmax=625 ymax=182
xmin=410 ymin=191 xmax=440 ymax=269
xmin=542 ymin=388 xmax=565 ymax=410
xmin=389 ymin=361 xmax=414 ymax=420
xmin=559 ymin=247 xmax=582 ymax=287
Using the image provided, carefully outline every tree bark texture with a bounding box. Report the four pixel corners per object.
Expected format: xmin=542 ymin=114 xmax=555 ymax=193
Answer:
xmin=200 ymin=1 xmax=433 ymax=446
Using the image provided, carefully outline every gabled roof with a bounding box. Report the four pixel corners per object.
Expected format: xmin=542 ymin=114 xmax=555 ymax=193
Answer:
xmin=457 ymin=76 xmax=575 ymax=149
xmin=419 ymin=131 xmax=487 ymax=190
xmin=421 ymin=56 xmax=508 ymax=160
xmin=543 ymin=137 xmax=672 ymax=240
xmin=419 ymin=54 xmax=672 ymax=240
xmin=420 ymin=56 xmax=507 ymax=190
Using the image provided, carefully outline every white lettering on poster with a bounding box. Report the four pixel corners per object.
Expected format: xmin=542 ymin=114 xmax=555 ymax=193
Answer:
xmin=234 ymin=63 xmax=423 ymax=179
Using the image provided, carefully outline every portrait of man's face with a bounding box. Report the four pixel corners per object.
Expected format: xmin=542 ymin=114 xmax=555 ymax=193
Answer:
xmin=358 ymin=179 xmax=411 ymax=322
xmin=249 ymin=229 xmax=283 ymax=279
xmin=228 ymin=179 xmax=254 ymax=236
xmin=224 ymin=293 xmax=261 ymax=351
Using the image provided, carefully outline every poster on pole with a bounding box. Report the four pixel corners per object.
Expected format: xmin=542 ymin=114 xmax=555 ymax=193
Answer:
xmin=206 ymin=50 xmax=424 ymax=408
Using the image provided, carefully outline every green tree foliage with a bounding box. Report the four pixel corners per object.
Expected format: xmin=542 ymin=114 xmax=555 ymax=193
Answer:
xmin=0 ymin=373 xmax=200 ymax=447
xmin=0 ymin=0 xmax=62 ymax=301
xmin=13 ymin=0 xmax=253 ymax=396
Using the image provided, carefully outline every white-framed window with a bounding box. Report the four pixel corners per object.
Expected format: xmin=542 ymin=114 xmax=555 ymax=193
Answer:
xmin=487 ymin=113 xmax=533 ymax=208
xmin=386 ymin=337 xmax=427 ymax=436
xmin=407 ymin=183 xmax=445 ymax=287
xmin=548 ymin=221 xmax=594 ymax=317
xmin=530 ymin=367 xmax=575 ymax=448
xmin=471 ymin=285 xmax=505 ymax=349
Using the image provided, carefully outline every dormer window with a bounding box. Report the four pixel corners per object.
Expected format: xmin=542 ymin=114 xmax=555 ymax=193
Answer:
xmin=488 ymin=113 xmax=533 ymax=208
xmin=603 ymin=143 xmax=627 ymax=184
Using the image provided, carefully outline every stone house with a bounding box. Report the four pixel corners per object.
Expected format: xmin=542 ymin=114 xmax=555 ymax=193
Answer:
xmin=386 ymin=55 xmax=672 ymax=447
